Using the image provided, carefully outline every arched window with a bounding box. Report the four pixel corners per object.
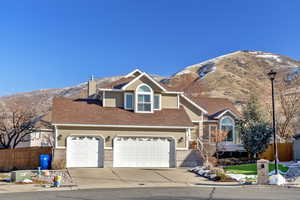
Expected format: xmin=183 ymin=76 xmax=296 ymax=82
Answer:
xmin=138 ymin=85 xmax=151 ymax=92
xmin=220 ymin=116 xmax=235 ymax=142
xmin=136 ymin=84 xmax=153 ymax=112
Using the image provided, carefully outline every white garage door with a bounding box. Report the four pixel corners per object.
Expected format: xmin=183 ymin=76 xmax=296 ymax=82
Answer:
xmin=66 ymin=136 xmax=104 ymax=168
xmin=113 ymin=137 xmax=175 ymax=168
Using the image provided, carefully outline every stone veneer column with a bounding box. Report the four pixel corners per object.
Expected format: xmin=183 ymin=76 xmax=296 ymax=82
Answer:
xmin=52 ymin=148 xmax=66 ymax=169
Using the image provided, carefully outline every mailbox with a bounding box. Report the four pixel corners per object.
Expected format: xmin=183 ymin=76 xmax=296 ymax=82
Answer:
xmin=257 ymin=159 xmax=269 ymax=185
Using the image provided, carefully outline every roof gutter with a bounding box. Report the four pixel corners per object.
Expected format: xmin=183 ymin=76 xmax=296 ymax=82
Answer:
xmin=52 ymin=123 xmax=193 ymax=129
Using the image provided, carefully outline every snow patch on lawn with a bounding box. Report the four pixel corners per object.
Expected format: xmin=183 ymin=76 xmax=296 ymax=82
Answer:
xmin=226 ymin=174 xmax=257 ymax=182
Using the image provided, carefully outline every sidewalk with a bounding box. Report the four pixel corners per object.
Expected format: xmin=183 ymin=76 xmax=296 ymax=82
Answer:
xmin=0 ymin=183 xmax=76 ymax=194
xmin=0 ymin=167 xmax=299 ymax=194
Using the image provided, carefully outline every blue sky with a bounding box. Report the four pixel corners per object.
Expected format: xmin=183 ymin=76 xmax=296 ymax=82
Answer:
xmin=0 ymin=0 xmax=300 ymax=96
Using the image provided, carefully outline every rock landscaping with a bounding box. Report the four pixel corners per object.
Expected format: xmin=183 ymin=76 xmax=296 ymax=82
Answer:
xmin=9 ymin=170 xmax=75 ymax=187
xmin=190 ymin=161 xmax=300 ymax=185
xmin=284 ymin=162 xmax=300 ymax=183
xmin=32 ymin=170 xmax=75 ymax=187
xmin=189 ymin=166 xmax=236 ymax=182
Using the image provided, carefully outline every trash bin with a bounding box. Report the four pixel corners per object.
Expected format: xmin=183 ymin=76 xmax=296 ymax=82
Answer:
xmin=40 ymin=154 xmax=52 ymax=170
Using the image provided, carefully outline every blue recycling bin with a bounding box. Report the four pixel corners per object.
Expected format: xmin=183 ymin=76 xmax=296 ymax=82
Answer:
xmin=40 ymin=154 xmax=52 ymax=170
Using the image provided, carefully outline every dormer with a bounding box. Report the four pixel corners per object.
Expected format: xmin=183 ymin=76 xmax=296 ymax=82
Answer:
xmin=98 ymin=69 xmax=181 ymax=113
xmin=122 ymin=71 xmax=166 ymax=113
xmin=124 ymin=83 xmax=159 ymax=113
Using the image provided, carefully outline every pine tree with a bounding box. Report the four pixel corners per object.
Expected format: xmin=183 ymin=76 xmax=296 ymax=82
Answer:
xmin=238 ymin=94 xmax=272 ymax=158
xmin=242 ymin=95 xmax=262 ymax=124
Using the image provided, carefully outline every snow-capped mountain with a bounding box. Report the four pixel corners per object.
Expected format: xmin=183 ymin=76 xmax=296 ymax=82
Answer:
xmin=1 ymin=50 xmax=300 ymax=115
xmin=164 ymin=50 xmax=300 ymax=110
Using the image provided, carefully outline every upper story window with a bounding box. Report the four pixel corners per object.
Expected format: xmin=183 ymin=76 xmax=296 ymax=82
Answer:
xmin=220 ymin=116 xmax=235 ymax=142
xmin=154 ymin=94 xmax=161 ymax=110
xmin=124 ymin=93 xmax=134 ymax=110
xmin=136 ymin=84 xmax=153 ymax=112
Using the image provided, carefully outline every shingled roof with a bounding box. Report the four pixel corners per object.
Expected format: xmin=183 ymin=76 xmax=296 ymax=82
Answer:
xmin=52 ymin=98 xmax=193 ymax=127
xmin=190 ymin=96 xmax=240 ymax=119
xmin=100 ymin=73 xmax=180 ymax=92
xmin=101 ymin=77 xmax=135 ymax=89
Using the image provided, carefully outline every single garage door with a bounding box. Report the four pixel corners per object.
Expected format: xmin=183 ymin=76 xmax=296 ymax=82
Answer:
xmin=66 ymin=136 xmax=104 ymax=168
xmin=113 ymin=137 xmax=175 ymax=168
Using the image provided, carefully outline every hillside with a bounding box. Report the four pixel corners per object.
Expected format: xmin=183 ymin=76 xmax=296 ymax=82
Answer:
xmin=1 ymin=50 xmax=300 ymax=115
xmin=0 ymin=76 xmax=122 ymax=114
xmin=163 ymin=50 xmax=300 ymax=110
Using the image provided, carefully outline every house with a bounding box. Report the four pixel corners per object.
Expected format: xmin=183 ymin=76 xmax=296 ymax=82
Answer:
xmin=51 ymin=69 xmax=241 ymax=168
xmin=6 ymin=113 xmax=54 ymax=149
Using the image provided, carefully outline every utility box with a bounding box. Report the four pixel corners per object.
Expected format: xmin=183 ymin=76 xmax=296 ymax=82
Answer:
xmin=11 ymin=170 xmax=32 ymax=182
xmin=257 ymin=159 xmax=269 ymax=185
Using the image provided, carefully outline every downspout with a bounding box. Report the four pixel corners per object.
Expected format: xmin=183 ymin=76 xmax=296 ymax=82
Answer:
xmin=54 ymin=125 xmax=58 ymax=149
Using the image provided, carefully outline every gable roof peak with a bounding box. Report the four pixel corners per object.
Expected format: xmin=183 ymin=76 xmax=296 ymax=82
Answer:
xmin=125 ymin=69 xmax=143 ymax=78
xmin=122 ymin=71 xmax=167 ymax=91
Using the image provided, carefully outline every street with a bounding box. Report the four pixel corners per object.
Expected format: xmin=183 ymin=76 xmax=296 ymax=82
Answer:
xmin=0 ymin=186 xmax=299 ymax=200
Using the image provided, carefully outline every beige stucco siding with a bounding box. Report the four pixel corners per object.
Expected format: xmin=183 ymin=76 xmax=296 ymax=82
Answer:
xmin=56 ymin=126 xmax=188 ymax=149
xmin=180 ymin=97 xmax=203 ymax=122
xmin=125 ymin=76 xmax=163 ymax=92
xmin=104 ymin=91 xmax=124 ymax=108
xmin=161 ymin=94 xmax=178 ymax=109
xmin=190 ymin=123 xmax=200 ymax=140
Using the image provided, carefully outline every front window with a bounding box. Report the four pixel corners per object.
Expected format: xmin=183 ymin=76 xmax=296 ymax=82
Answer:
xmin=154 ymin=94 xmax=161 ymax=110
xmin=136 ymin=84 xmax=153 ymax=112
xmin=124 ymin=93 xmax=133 ymax=110
xmin=220 ymin=116 xmax=235 ymax=142
xmin=137 ymin=94 xmax=151 ymax=111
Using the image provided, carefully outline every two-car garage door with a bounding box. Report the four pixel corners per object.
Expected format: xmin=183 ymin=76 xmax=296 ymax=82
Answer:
xmin=113 ymin=137 xmax=175 ymax=168
xmin=66 ymin=136 xmax=175 ymax=168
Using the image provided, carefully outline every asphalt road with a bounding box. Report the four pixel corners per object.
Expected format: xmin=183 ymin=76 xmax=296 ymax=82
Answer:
xmin=0 ymin=186 xmax=299 ymax=200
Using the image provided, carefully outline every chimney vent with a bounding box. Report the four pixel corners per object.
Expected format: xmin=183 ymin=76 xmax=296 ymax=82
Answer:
xmin=87 ymin=76 xmax=96 ymax=98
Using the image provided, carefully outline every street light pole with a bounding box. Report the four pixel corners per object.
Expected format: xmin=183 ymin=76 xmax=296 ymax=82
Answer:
xmin=267 ymin=70 xmax=279 ymax=175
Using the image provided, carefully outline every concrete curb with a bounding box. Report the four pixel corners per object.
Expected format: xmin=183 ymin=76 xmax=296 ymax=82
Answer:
xmin=0 ymin=182 xmax=299 ymax=194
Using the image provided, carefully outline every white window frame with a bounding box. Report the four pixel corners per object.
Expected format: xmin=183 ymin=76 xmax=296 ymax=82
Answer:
xmin=124 ymin=92 xmax=134 ymax=110
xmin=219 ymin=116 xmax=235 ymax=143
xmin=135 ymin=84 xmax=153 ymax=113
xmin=153 ymin=94 xmax=161 ymax=110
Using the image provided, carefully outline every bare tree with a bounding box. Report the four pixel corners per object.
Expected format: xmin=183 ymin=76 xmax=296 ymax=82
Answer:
xmin=0 ymin=106 xmax=39 ymax=149
xmin=210 ymin=129 xmax=229 ymax=160
xmin=266 ymin=79 xmax=300 ymax=140
xmin=197 ymin=129 xmax=228 ymax=168
xmin=197 ymin=137 xmax=216 ymax=168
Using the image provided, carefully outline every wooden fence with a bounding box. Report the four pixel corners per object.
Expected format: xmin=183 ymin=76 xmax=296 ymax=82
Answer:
xmin=260 ymin=143 xmax=293 ymax=161
xmin=0 ymin=147 xmax=52 ymax=171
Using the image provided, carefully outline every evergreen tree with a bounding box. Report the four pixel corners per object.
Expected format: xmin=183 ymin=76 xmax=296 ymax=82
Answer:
xmin=238 ymin=94 xmax=272 ymax=158
xmin=242 ymin=95 xmax=262 ymax=124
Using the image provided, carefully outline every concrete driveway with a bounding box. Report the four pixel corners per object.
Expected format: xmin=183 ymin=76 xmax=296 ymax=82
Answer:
xmin=68 ymin=168 xmax=207 ymax=189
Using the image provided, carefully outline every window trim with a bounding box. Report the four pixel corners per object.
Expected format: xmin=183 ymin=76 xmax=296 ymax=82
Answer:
xmin=135 ymin=84 xmax=153 ymax=113
xmin=124 ymin=92 xmax=134 ymax=110
xmin=209 ymin=124 xmax=218 ymax=143
xmin=219 ymin=116 xmax=235 ymax=143
xmin=153 ymin=94 xmax=161 ymax=110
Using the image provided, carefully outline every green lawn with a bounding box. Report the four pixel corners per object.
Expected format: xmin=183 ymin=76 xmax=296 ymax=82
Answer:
xmin=224 ymin=164 xmax=289 ymax=175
